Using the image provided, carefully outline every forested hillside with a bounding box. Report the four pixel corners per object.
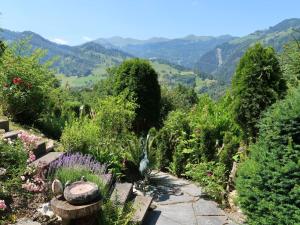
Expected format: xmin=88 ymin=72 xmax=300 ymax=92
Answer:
xmin=196 ymin=18 xmax=300 ymax=82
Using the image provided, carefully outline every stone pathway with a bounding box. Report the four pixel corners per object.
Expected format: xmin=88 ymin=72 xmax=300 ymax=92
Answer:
xmin=143 ymin=171 xmax=243 ymax=225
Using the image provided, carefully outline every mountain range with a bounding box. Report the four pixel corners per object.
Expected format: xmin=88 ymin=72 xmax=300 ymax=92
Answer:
xmin=1 ymin=18 xmax=300 ymax=89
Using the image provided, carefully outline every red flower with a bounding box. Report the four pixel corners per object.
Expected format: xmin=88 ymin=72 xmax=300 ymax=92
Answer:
xmin=13 ymin=77 xmax=22 ymax=85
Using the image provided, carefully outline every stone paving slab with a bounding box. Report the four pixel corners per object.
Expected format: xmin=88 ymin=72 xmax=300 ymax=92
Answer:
xmin=2 ymin=130 xmax=20 ymax=140
xmin=0 ymin=119 xmax=9 ymax=132
xmin=193 ymin=199 xmax=226 ymax=216
xmin=143 ymin=171 xmax=242 ymax=225
xmin=30 ymin=152 xmax=64 ymax=167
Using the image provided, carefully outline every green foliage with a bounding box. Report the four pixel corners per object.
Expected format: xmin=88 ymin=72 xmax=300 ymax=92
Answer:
xmin=99 ymin=201 xmax=133 ymax=225
xmin=236 ymin=86 xmax=300 ymax=225
xmin=36 ymin=88 xmax=78 ymax=139
xmin=61 ymin=117 xmax=100 ymax=154
xmin=153 ymin=110 xmax=191 ymax=172
xmin=0 ymin=40 xmax=5 ymax=58
xmin=0 ymin=139 xmax=27 ymax=216
xmin=280 ymin=41 xmax=300 ymax=88
xmin=0 ymin=41 xmax=57 ymax=124
xmin=113 ymin=59 xmax=161 ymax=133
xmin=160 ymin=84 xmax=198 ymax=121
xmin=185 ymin=162 xmax=227 ymax=202
xmin=0 ymin=140 xmax=27 ymax=185
xmin=154 ymin=93 xmax=241 ymax=178
xmin=61 ymin=95 xmax=138 ymax=174
xmin=232 ymin=43 xmax=287 ymax=139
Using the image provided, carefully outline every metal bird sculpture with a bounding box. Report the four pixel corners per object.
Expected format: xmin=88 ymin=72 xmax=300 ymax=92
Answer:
xmin=139 ymin=134 xmax=150 ymax=178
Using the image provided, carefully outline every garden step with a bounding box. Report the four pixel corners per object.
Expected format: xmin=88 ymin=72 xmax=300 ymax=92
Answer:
xmin=33 ymin=140 xmax=47 ymax=158
xmin=30 ymin=152 xmax=64 ymax=168
xmin=131 ymin=195 xmax=153 ymax=224
xmin=0 ymin=119 xmax=9 ymax=132
xmin=2 ymin=130 xmax=20 ymax=140
xmin=110 ymin=182 xmax=133 ymax=205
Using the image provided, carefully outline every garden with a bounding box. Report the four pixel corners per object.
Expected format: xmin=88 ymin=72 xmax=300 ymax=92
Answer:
xmin=0 ymin=38 xmax=299 ymax=225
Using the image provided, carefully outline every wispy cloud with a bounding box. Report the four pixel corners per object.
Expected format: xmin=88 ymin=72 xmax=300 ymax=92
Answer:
xmin=51 ymin=38 xmax=68 ymax=45
xmin=82 ymin=36 xmax=93 ymax=42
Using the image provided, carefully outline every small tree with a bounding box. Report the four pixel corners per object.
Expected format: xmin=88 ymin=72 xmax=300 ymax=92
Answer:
xmin=236 ymin=86 xmax=300 ymax=225
xmin=0 ymin=42 xmax=56 ymax=123
xmin=232 ymin=43 xmax=286 ymax=139
xmin=280 ymin=41 xmax=300 ymax=88
xmin=113 ymin=59 xmax=161 ymax=133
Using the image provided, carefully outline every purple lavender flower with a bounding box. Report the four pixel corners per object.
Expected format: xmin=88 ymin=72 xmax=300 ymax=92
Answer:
xmin=48 ymin=152 xmax=107 ymax=177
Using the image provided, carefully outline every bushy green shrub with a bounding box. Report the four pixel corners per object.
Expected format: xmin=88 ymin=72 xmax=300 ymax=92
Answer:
xmin=236 ymin=86 xmax=300 ymax=225
xmin=99 ymin=201 xmax=133 ymax=225
xmin=0 ymin=140 xmax=27 ymax=181
xmin=61 ymin=95 xmax=139 ymax=174
xmin=280 ymin=41 xmax=300 ymax=89
xmin=61 ymin=118 xmax=100 ymax=154
xmin=113 ymin=58 xmax=161 ymax=133
xmin=154 ymin=94 xmax=240 ymax=178
xmin=160 ymin=84 xmax=198 ymax=122
xmin=185 ymin=162 xmax=227 ymax=202
xmin=0 ymin=42 xmax=57 ymax=124
xmin=232 ymin=43 xmax=287 ymax=139
xmin=0 ymin=140 xmax=27 ymax=209
xmin=153 ymin=110 xmax=191 ymax=172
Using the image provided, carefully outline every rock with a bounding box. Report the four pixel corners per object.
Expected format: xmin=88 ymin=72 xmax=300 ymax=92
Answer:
xmin=52 ymin=179 xmax=63 ymax=197
xmin=37 ymin=203 xmax=55 ymax=218
xmin=0 ymin=168 xmax=7 ymax=176
xmin=16 ymin=218 xmax=41 ymax=225
xmin=64 ymin=181 xmax=100 ymax=205
xmin=228 ymin=190 xmax=238 ymax=210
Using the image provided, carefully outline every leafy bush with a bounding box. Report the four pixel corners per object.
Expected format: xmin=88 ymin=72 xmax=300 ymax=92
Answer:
xmin=232 ymin=43 xmax=287 ymax=139
xmin=36 ymin=89 xmax=80 ymax=139
xmin=113 ymin=58 xmax=161 ymax=133
xmin=99 ymin=201 xmax=133 ymax=225
xmin=280 ymin=41 xmax=300 ymax=88
xmin=0 ymin=140 xmax=27 ymax=183
xmin=61 ymin=95 xmax=139 ymax=174
xmin=61 ymin=118 xmax=100 ymax=154
xmin=236 ymin=86 xmax=300 ymax=225
xmin=0 ymin=42 xmax=57 ymax=124
xmin=185 ymin=162 xmax=227 ymax=202
xmin=153 ymin=110 xmax=191 ymax=172
xmin=160 ymin=84 xmax=198 ymax=122
xmin=153 ymin=94 xmax=240 ymax=178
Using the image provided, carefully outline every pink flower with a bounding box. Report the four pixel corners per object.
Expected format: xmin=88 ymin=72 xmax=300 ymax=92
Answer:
xmin=0 ymin=200 xmax=7 ymax=210
xmin=27 ymin=151 xmax=36 ymax=163
xmin=207 ymin=171 xmax=213 ymax=177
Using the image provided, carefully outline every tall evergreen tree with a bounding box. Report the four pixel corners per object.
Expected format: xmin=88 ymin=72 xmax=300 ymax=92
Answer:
xmin=113 ymin=58 xmax=161 ymax=133
xmin=232 ymin=43 xmax=286 ymax=139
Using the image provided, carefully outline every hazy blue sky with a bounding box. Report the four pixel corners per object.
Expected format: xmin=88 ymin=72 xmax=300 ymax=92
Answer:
xmin=1 ymin=0 xmax=299 ymax=45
